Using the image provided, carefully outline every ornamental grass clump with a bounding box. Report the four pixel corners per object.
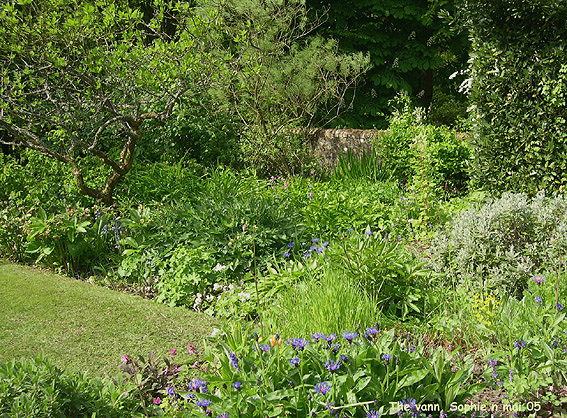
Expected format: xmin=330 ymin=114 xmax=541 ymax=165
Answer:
xmin=155 ymin=323 xmax=481 ymax=417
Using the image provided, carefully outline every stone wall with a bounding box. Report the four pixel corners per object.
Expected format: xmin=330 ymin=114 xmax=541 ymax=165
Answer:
xmin=308 ymin=129 xmax=389 ymax=168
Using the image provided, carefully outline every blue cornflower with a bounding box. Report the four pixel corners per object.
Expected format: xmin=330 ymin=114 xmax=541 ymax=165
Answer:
xmin=259 ymin=343 xmax=271 ymax=352
xmin=367 ymin=411 xmax=381 ymax=418
xmin=330 ymin=343 xmax=341 ymax=353
xmin=314 ymin=382 xmax=330 ymax=395
xmin=382 ymin=354 xmax=392 ymax=362
xmin=286 ymin=338 xmax=309 ymax=351
xmin=288 ymin=242 xmax=295 ymax=248
xmin=165 ymin=387 xmax=175 ymax=397
xmin=406 ymin=344 xmax=416 ymax=353
xmin=189 ymin=378 xmax=209 ymax=393
xmin=514 ymin=339 xmax=527 ymax=350
xmin=216 ymin=413 xmax=230 ymax=418
xmin=322 ymin=241 xmax=329 ymax=247
xmin=399 ymin=398 xmax=419 ymax=417
xmin=309 ymin=245 xmax=318 ymax=251
xmin=232 ymin=382 xmax=242 ymax=390
xmin=324 ymin=360 xmax=342 ymax=373
xmin=196 ymin=399 xmax=211 ymax=408
xmin=366 ymin=230 xmax=373 ymax=236
xmin=289 ymin=357 xmax=300 ymax=367
xmin=283 ymin=252 xmax=290 ymax=258
xmin=365 ymin=327 xmax=378 ymax=339
xmin=340 ymin=354 xmax=348 ymax=362
xmin=535 ymin=296 xmax=543 ymax=305
xmin=325 ymin=333 xmax=337 ymax=342
xmin=304 ymin=252 xmax=311 ymax=258
xmin=317 ymin=247 xmax=324 ymax=253
xmin=557 ymin=302 xmax=564 ymax=311
xmin=342 ymin=332 xmax=357 ymax=342
xmin=228 ymin=352 xmax=240 ymax=371
xmin=312 ymin=332 xmax=325 ymax=342
xmin=509 ymin=370 xmax=514 ymax=382
xmin=487 ymin=357 xmax=498 ymax=368
xmin=312 ymin=238 xmax=320 ymax=243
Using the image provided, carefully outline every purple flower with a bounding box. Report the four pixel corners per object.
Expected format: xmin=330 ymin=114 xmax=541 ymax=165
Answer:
xmin=514 ymin=339 xmax=527 ymax=350
xmin=312 ymin=332 xmax=325 ymax=342
xmin=283 ymin=252 xmax=291 ymax=258
xmin=165 ymin=387 xmax=175 ymax=397
xmin=322 ymin=241 xmax=329 ymax=247
xmin=382 ymin=354 xmax=392 ymax=362
xmin=216 ymin=413 xmax=230 ymax=418
xmin=325 ymin=333 xmax=337 ymax=342
xmin=228 ymin=352 xmax=240 ymax=371
xmin=232 ymin=381 xmax=242 ymax=390
xmin=312 ymin=238 xmax=320 ymax=243
xmin=286 ymin=338 xmax=309 ymax=351
xmin=557 ymin=302 xmax=564 ymax=311
xmin=330 ymin=343 xmax=341 ymax=353
xmin=288 ymin=242 xmax=295 ymax=248
xmin=509 ymin=370 xmax=514 ymax=382
xmin=309 ymin=245 xmax=318 ymax=251
xmin=365 ymin=327 xmax=378 ymax=339
xmin=366 ymin=230 xmax=373 ymax=236
xmin=314 ymin=382 xmax=330 ymax=395
xmin=487 ymin=357 xmax=498 ymax=368
xmin=367 ymin=411 xmax=381 ymax=418
xmin=317 ymin=247 xmax=324 ymax=253
xmin=289 ymin=357 xmax=300 ymax=367
xmin=340 ymin=354 xmax=348 ymax=362
xmin=535 ymin=296 xmax=543 ymax=305
xmin=189 ymin=378 xmax=209 ymax=393
xmin=196 ymin=399 xmax=211 ymax=408
xmin=342 ymin=332 xmax=357 ymax=342
xmin=532 ymin=275 xmax=545 ymax=284
xmin=304 ymin=252 xmax=311 ymax=258
xmin=324 ymin=360 xmax=342 ymax=373
xmin=259 ymin=343 xmax=271 ymax=352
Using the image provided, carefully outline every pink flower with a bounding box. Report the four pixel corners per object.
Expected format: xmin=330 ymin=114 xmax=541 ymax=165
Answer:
xmin=187 ymin=343 xmax=196 ymax=354
xmin=191 ymin=361 xmax=199 ymax=368
xmin=153 ymin=397 xmax=161 ymax=405
xmin=310 ymin=170 xmax=315 ymax=175
xmin=170 ymin=349 xmax=177 ymax=356
xmin=121 ymin=355 xmax=129 ymax=364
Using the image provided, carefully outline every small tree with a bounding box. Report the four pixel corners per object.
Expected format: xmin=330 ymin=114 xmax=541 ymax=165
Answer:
xmin=0 ymin=0 xmax=222 ymax=205
xmin=208 ymin=0 xmax=370 ymax=175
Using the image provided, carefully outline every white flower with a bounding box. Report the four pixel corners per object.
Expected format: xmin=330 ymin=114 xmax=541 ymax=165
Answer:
xmin=214 ymin=263 xmax=227 ymax=272
xmin=238 ymin=292 xmax=251 ymax=302
xmin=213 ymin=283 xmax=222 ymax=291
xmin=211 ymin=328 xmax=220 ymax=337
xmin=228 ymin=284 xmax=235 ymax=291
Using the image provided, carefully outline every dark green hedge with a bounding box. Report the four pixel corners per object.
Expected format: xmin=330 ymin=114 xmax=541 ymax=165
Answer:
xmin=464 ymin=0 xmax=567 ymax=193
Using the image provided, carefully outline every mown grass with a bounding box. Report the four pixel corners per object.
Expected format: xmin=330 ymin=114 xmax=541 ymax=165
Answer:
xmin=0 ymin=260 xmax=217 ymax=377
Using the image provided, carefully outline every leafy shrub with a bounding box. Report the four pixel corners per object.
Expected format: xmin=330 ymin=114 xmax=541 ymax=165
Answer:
xmin=463 ymin=0 xmax=567 ymax=193
xmin=429 ymin=192 xmax=567 ymax=296
xmin=156 ymin=323 xmax=482 ymax=417
xmin=376 ymin=94 xmax=471 ymax=197
xmin=327 ymin=228 xmax=434 ymax=321
xmin=156 ymin=245 xmax=217 ymax=308
xmin=0 ymin=354 xmax=143 ymax=418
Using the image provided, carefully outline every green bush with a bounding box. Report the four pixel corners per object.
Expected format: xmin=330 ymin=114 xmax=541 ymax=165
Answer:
xmin=429 ymin=192 xmax=567 ymax=296
xmin=463 ymin=0 xmax=567 ymax=193
xmin=376 ymin=95 xmax=471 ymax=197
xmin=0 ymin=355 xmax=143 ymax=418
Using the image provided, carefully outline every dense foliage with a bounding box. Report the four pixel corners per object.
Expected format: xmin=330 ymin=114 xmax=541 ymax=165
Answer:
xmin=306 ymin=0 xmax=470 ymax=128
xmin=463 ymin=0 xmax=567 ymax=193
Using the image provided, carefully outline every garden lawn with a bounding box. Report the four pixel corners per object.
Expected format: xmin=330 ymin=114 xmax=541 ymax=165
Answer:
xmin=0 ymin=260 xmax=216 ymax=377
